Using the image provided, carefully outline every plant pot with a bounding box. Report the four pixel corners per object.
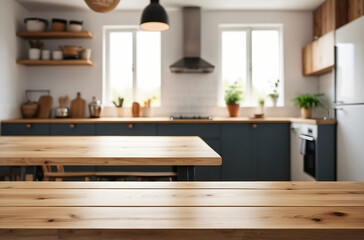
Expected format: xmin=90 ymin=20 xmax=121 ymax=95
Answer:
xmin=227 ymin=104 xmax=239 ymax=117
xmin=116 ymin=107 xmax=123 ymax=117
xmin=271 ymin=97 xmax=278 ymax=107
xmin=301 ymin=108 xmax=312 ymax=119
xmin=259 ymin=103 xmax=265 ymax=114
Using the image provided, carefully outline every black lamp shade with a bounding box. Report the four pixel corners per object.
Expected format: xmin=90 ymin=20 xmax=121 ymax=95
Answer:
xmin=140 ymin=0 xmax=169 ymax=31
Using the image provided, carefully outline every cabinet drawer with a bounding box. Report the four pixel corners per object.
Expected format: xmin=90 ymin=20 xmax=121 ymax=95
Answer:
xmin=158 ymin=124 xmax=220 ymax=138
xmin=51 ymin=124 xmax=95 ymax=136
xmin=95 ymin=124 xmax=157 ymax=136
xmin=1 ymin=123 xmax=50 ymax=136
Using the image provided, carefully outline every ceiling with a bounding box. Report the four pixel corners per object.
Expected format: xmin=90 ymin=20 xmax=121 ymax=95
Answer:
xmin=17 ymin=0 xmax=325 ymax=12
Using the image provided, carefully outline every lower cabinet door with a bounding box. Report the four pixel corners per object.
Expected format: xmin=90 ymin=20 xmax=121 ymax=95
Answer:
xmin=221 ymin=124 xmax=256 ymax=181
xmin=1 ymin=123 xmax=50 ymax=136
xmin=195 ymin=138 xmax=221 ymax=181
xmin=51 ymin=124 xmax=95 ymax=136
xmin=255 ymin=124 xmax=290 ymax=181
xmin=95 ymin=124 xmax=157 ymax=136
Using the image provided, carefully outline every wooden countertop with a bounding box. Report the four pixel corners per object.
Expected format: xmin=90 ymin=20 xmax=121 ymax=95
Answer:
xmin=0 ymin=182 xmax=363 ymax=240
xmin=1 ymin=117 xmax=337 ymax=125
xmin=0 ymin=136 xmax=221 ymax=166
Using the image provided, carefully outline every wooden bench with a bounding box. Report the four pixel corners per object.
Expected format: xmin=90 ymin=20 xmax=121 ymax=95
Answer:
xmin=0 ymin=181 xmax=363 ymax=240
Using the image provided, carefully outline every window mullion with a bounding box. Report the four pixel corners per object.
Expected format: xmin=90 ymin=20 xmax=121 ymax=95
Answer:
xmin=132 ymin=31 xmax=137 ymax=103
xmin=246 ymin=29 xmax=253 ymax=106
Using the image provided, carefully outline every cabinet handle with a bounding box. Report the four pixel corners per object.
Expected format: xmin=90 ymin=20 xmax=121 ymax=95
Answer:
xmin=128 ymin=124 xmax=134 ymax=129
xmin=69 ymin=124 xmax=75 ymax=129
xmin=26 ymin=124 xmax=32 ymax=129
xmin=251 ymin=123 xmax=258 ymax=129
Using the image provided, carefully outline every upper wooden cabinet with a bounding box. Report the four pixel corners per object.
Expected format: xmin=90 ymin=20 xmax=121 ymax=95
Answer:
xmin=303 ymin=31 xmax=334 ymax=76
xmin=348 ymin=0 xmax=364 ymax=22
xmin=314 ymin=0 xmax=348 ymax=39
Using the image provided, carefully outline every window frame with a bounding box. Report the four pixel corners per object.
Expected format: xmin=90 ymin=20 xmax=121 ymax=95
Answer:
xmin=103 ymin=26 xmax=161 ymax=107
xmin=218 ymin=24 xmax=284 ymax=107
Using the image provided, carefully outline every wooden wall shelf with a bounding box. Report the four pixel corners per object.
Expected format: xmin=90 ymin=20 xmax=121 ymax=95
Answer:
xmin=17 ymin=60 xmax=93 ymax=66
xmin=16 ymin=31 xmax=93 ymax=39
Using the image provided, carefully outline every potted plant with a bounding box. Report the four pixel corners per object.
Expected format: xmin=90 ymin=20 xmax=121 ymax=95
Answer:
xmin=268 ymin=79 xmax=280 ymax=107
xmin=293 ymin=93 xmax=322 ymax=119
xmin=113 ymin=97 xmax=124 ymax=117
xmin=258 ymin=98 xmax=265 ymax=114
xmin=225 ymin=82 xmax=243 ymax=117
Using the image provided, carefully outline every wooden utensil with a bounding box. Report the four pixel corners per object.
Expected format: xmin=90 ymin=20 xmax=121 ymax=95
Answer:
xmin=70 ymin=92 xmax=86 ymax=118
xmin=36 ymin=96 xmax=53 ymax=118
xmin=132 ymin=102 xmax=140 ymax=117
xmin=59 ymin=96 xmax=69 ymax=108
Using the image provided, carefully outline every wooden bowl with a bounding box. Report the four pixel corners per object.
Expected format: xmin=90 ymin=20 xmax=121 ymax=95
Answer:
xmin=21 ymin=102 xmax=38 ymax=118
xmin=60 ymin=46 xmax=82 ymax=57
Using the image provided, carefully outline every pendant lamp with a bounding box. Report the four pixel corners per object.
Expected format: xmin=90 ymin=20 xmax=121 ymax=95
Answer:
xmin=140 ymin=0 xmax=169 ymax=31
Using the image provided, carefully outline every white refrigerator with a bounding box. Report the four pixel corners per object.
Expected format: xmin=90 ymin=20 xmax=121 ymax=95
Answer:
xmin=336 ymin=16 xmax=364 ymax=181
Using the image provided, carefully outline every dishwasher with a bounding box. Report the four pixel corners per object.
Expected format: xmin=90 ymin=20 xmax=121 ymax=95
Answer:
xmin=290 ymin=123 xmax=317 ymax=181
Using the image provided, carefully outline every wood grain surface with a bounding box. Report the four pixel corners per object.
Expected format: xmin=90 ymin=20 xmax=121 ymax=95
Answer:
xmin=36 ymin=96 xmax=53 ymax=119
xmin=0 ymin=182 xmax=363 ymax=240
xmin=16 ymin=31 xmax=93 ymax=39
xmin=0 ymin=188 xmax=363 ymax=207
xmin=1 ymin=181 xmax=363 ymax=190
xmin=1 ymin=117 xmax=337 ymax=125
xmin=70 ymin=92 xmax=86 ymax=118
xmin=0 ymin=136 xmax=221 ymax=166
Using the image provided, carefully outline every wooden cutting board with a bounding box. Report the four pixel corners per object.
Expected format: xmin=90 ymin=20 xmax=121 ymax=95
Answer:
xmin=70 ymin=92 xmax=86 ymax=118
xmin=36 ymin=96 xmax=53 ymax=118
xmin=132 ymin=102 xmax=140 ymax=117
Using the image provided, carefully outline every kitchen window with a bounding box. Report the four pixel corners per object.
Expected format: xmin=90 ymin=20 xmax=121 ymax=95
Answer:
xmin=103 ymin=27 xmax=161 ymax=107
xmin=219 ymin=26 xmax=283 ymax=107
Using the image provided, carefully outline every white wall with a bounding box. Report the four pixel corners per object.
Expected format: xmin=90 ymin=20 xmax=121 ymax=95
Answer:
xmin=0 ymin=0 xmax=28 ymax=127
xmin=23 ymin=9 xmax=318 ymax=117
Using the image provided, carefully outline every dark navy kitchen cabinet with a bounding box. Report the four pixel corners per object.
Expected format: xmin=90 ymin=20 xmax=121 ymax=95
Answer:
xmin=255 ymin=123 xmax=290 ymax=180
xmin=221 ymin=124 xmax=256 ymax=180
xmin=158 ymin=124 xmax=221 ymax=181
xmin=1 ymin=121 xmax=293 ymax=181
xmin=51 ymin=123 xmax=96 ymax=136
xmin=95 ymin=124 xmax=157 ymax=136
xmin=1 ymin=123 xmax=50 ymax=136
xmin=221 ymin=123 xmax=290 ymax=181
xmin=158 ymin=124 xmax=220 ymax=138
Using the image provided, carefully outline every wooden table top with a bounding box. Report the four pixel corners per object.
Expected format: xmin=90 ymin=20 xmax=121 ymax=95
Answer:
xmin=0 ymin=136 xmax=221 ymax=166
xmin=0 ymin=181 xmax=363 ymax=230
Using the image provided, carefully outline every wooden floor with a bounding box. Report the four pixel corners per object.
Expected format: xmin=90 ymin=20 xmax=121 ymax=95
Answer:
xmin=0 ymin=181 xmax=363 ymax=240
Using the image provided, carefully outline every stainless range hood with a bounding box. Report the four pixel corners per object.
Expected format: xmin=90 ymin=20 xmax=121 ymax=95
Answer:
xmin=170 ymin=7 xmax=214 ymax=73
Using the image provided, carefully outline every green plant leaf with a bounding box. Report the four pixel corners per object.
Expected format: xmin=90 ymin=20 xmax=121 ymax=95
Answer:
xmin=293 ymin=93 xmax=324 ymax=109
xmin=225 ymin=82 xmax=243 ymax=105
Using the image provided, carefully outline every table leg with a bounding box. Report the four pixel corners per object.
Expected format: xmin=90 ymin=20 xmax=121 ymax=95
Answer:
xmin=187 ymin=166 xmax=195 ymax=181
xmin=21 ymin=167 xmax=26 ymax=181
xmin=176 ymin=166 xmax=195 ymax=181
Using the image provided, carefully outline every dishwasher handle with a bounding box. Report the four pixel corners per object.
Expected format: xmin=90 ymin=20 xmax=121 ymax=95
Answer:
xmin=299 ymin=134 xmax=315 ymax=142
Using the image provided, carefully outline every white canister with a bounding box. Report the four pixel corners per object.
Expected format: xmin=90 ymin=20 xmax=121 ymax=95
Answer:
xmin=69 ymin=20 xmax=83 ymax=32
xmin=41 ymin=50 xmax=50 ymax=60
xmin=142 ymin=107 xmax=152 ymax=117
xmin=52 ymin=51 xmax=63 ymax=60
xmin=80 ymin=49 xmax=92 ymax=60
xmin=29 ymin=48 xmax=41 ymax=60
